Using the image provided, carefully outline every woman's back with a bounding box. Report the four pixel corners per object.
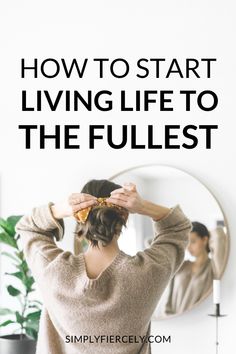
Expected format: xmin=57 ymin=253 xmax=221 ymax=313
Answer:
xmin=16 ymin=203 xmax=191 ymax=354
xmin=37 ymin=250 xmax=159 ymax=353
xmin=83 ymin=249 xmax=121 ymax=279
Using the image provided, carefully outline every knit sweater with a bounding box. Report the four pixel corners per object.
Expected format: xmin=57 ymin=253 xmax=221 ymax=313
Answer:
xmin=15 ymin=203 xmax=191 ymax=354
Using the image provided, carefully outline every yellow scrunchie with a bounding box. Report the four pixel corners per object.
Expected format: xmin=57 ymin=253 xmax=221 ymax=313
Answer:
xmin=74 ymin=197 xmax=125 ymax=224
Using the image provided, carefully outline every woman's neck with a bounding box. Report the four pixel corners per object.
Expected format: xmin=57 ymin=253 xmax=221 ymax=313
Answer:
xmin=195 ymin=252 xmax=209 ymax=266
xmin=85 ymin=240 xmax=120 ymax=260
xmin=191 ymin=252 xmax=209 ymax=274
xmin=83 ymin=240 xmax=121 ymax=278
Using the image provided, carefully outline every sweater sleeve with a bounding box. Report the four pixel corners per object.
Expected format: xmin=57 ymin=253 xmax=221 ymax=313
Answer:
xmin=15 ymin=203 xmax=67 ymax=282
xmin=140 ymin=205 xmax=192 ymax=278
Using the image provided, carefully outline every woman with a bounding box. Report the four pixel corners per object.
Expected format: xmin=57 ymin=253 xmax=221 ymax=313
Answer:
xmin=16 ymin=179 xmax=192 ymax=354
xmin=158 ymin=221 xmax=214 ymax=317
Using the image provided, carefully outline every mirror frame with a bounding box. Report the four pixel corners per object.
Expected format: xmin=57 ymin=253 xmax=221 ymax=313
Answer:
xmin=109 ymin=163 xmax=230 ymax=320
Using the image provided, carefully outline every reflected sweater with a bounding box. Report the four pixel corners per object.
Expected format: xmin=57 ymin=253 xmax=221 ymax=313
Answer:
xmin=15 ymin=204 xmax=191 ymax=354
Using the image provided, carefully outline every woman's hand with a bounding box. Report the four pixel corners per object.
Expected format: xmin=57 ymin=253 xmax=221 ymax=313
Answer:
xmin=106 ymin=183 xmax=146 ymax=214
xmin=51 ymin=193 xmax=98 ymax=220
xmin=106 ymin=182 xmax=170 ymax=221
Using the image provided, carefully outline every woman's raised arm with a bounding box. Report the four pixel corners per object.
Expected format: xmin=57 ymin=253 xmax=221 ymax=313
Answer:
xmin=15 ymin=194 xmax=98 ymax=285
xmin=106 ymin=182 xmax=192 ymax=278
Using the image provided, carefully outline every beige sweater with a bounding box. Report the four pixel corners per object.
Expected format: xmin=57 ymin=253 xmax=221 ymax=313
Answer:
xmin=156 ymin=226 xmax=228 ymax=318
xmin=15 ymin=203 xmax=191 ymax=354
xmin=157 ymin=258 xmax=214 ymax=317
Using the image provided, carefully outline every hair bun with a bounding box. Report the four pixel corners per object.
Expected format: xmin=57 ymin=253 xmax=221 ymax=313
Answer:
xmin=76 ymin=206 xmax=128 ymax=247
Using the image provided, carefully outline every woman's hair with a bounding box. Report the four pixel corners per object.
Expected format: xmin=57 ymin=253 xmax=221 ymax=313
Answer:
xmin=191 ymin=221 xmax=211 ymax=253
xmin=75 ymin=179 xmax=129 ymax=248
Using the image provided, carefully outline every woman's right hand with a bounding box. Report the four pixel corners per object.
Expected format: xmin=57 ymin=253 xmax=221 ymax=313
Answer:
xmin=107 ymin=182 xmax=170 ymax=220
xmin=51 ymin=193 xmax=98 ymax=220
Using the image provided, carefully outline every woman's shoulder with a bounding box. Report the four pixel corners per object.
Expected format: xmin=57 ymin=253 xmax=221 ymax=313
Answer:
xmin=177 ymin=260 xmax=192 ymax=272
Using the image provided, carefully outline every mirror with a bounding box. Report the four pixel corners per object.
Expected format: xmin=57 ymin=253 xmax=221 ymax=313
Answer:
xmin=108 ymin=164 xmax=229 ymax=319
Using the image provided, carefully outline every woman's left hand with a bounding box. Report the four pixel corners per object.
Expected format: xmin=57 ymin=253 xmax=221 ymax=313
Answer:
xmin=106 ymin=183 xmax=146 ymax=214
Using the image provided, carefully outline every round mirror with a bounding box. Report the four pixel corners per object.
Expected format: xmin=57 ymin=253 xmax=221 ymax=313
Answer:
xmin=108 ymin=164 xmax=229 ymax=319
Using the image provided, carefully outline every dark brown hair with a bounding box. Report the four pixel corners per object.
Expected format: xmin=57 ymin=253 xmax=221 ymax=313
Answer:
xmin=191 ymin=221 xmax=211 ymax=253
xmin=75 ymin=179 xmax=129 ymax=248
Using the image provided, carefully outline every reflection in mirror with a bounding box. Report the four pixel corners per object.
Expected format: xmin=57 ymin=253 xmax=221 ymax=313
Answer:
xmin=108 ymin=165 xmax=229 ymax=319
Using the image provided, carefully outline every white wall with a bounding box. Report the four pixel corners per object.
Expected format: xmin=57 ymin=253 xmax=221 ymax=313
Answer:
xmin=0 ymin=1 xmax=235 ymax=353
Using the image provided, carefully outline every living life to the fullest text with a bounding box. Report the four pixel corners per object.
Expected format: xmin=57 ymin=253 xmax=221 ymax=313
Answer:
xmin=18 ymin=57 xmax=219 ymax=150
